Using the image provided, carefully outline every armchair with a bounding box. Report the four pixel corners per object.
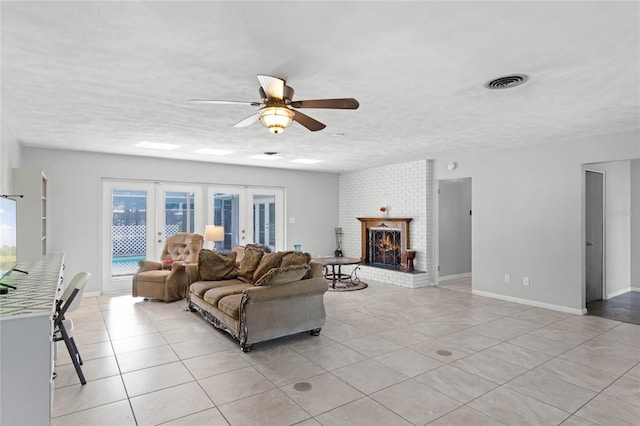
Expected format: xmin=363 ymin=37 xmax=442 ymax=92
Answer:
xmin=132 ymin=232 xmax=204 ymax=302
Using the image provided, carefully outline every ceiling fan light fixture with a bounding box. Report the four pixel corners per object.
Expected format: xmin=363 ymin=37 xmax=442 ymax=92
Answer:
xmin=259 ymin=106 xmax=295 ymax=134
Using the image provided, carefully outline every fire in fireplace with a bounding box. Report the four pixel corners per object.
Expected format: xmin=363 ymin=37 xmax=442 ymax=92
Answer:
xmin=369 ymin=227 xmax=401 ymax=268
xmin=357 ymin=217 xmax=412 ymax=270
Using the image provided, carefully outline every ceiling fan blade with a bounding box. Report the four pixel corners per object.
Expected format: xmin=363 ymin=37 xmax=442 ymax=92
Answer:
xmin=189 ymin=99 xmax=262 ymax=106
xmin=293 ymin=110 xmax=326 ymax=132
xmin=257 ymin=75 xmax=285 ymax=100
xmin=232 ymin=113 xmax=259 ymax=128
xmin=289 ymin=98 xmax=359 ymax=109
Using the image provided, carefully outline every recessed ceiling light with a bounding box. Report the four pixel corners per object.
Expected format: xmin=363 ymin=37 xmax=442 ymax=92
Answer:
xmin=194 ymin=148 xmax=234 ymax=156
xmin=250 ymin=154 xmax=283 ymax=161
xmin=135 ymin=141 xmax=180 ymax=150
xmin=290 ymin=159 xmax=323 ymax=164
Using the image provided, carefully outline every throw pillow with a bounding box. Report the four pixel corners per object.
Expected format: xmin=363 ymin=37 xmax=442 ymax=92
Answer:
xmin=252 ymin=252 xmax=285 ymax=283
xmin=245 ymin=243 xmax=272 ymax=253
xmin=198 ymin=250 xmax=238 ymax=281
xmin=254 ymin=264 xmax=311 ymax=286
xmin=280 ymin=251 xmax=311 ymax=268
xmin=236 ymin=246 xmax=264 ymax=283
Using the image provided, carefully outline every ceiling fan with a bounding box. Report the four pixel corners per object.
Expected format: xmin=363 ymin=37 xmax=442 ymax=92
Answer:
xmin=190 ymin=75 xmax=359 ymax=134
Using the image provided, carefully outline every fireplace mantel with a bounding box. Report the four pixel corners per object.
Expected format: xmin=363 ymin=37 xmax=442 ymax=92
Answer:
xmin=357 ymin=217 xmax=412 ymax=268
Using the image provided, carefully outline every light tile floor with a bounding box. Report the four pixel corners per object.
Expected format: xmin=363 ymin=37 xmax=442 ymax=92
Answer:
xmin=52 ymin=279 xmax=640 ymax=425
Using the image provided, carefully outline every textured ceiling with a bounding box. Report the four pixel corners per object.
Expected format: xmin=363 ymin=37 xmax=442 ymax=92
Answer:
xmin=2 ymin=1 xmax=639 ymax=173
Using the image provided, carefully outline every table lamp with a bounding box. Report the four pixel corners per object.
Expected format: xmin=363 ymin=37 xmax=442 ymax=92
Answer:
xmin=205 ymin=225 xmax=225 ymax=250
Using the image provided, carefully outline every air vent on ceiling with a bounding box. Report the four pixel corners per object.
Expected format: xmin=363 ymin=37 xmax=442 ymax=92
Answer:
xmin=485 ymin=74 xmax=529 ymax=89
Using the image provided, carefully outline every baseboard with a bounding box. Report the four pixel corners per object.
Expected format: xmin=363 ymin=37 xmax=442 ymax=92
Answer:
xmin=472 ymin=289 xmax=585 ymax=315
xmin=83 ymin=291 xmax=101 ymax=298
xmin=606 ymin=287 xmax=633 ymax=299
xmin=631 ymin=287 xmax=640 ymax=292
xmin=439 ymin=272 xmax=471 ymax=281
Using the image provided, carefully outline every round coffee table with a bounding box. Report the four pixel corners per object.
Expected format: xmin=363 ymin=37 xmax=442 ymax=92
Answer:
xmin=313 ymin=257 xmax=361 ymax=289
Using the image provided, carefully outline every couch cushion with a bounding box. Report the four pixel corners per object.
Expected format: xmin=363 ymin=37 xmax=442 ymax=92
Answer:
xmin=218 ymin=294 xmax=242 ymax=320
xmin=135 ymin=270 xmax=170 ymax=283
xmin=252 ymin=252 xmax=285 ymax=283
xmin=190 ymin=279 xmax=246 ymax=298
xmin=280 ymin=251 xmax=312 ymax=268
xmin=198 ymin=250 xmax=238 ymax=281
xmin=203 ymin=284 xmax=252 ymax=306
xmin=253 ymin=264 xmax=310 ymax=286
xmin=237 ymin=246 xmax=264 ymax=283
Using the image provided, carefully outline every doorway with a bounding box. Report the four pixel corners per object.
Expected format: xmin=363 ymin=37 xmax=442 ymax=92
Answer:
xmin=585 ymin=170 xmax=605 ymax=305
xmin=437 ymin=177 xmax=472 ymax=292
xmin=208 ymin=186 xmax=284 ymax=252
xmin=101 ymin=181 xmax=203 ymax=293
xmin=584 ymin=162 xmax=640 ymax=324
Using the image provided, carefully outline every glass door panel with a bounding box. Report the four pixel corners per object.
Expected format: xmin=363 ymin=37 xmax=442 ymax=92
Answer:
xmin=102 ymin=181 xmax=155 ymax=293
xmin=156 ymin=185 xmax=202 ymax=256
xmin=252 ymin=195 xmax=275 ymax=249
xmin=164 ymin=191 xmax=195 ymax=235
xmin=212 ymin=192 xmax=240 ymax=250
xmin=111 ymin=189 xmax=148 ymax=277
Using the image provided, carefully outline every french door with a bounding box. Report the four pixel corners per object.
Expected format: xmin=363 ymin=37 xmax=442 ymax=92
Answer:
xmin=208 ymin=186 xmax=284 ymax=252
xmin=102 ymin=181 xmax=202 ymax=293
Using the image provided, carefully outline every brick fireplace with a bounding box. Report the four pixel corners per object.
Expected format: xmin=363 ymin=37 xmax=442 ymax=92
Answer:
xmin=357 ymin=217 xmax=412 ymax=270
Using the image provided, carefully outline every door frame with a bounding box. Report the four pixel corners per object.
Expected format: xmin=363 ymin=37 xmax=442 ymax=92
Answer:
xmin=433 ymin=177 xmax=473 ymax=286
xmin=154 ymin=183 xmax=203 ymax=256
xmin=101 ymin=180 xmax=156 ymax=293
xmin=247 ymin=186 xmax=284 ymax=251
xmin=101 ymin=180 xmax=204 ymax=294
xmin=206 ymin=185 xmax=285 ymax=251
xmin=584 ymin=169 xmax=606 ymax=308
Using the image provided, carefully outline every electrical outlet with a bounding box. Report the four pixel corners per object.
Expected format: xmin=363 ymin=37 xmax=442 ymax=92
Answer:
xmin=505 ymin=274 xmax=510 ymax=283
xmin=523 ymin=276 xmax=530 ymax=286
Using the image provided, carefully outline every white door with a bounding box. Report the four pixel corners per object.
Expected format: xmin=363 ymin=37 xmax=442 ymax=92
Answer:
xmin=248 ymin=187 xmax=283 ymax=251
xmin=102 ymin=181 xmax=203 ymax=293
xmin=208 ymin=186 xmax=284 ymax=251
xmin=585 ymin=170 xmax=605 ymax=304
xmin=438 ymin=178 xmax=472 ymax=280
xmin=155 ymin=184 xmax=203 ymax=256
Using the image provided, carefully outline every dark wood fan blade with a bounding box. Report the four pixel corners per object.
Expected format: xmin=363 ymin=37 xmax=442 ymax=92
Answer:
xmin=289 ymin=98 xmax=359 ymax=109
xmin=257 ymin=75 xmax=285 ymax=100
xmin=233 ymin=113 xmax=259 ymax=128
xmin=189 ymin=99 xmax=262 ymax=106
xmin=293 ymin=110 xmax=326 ymax=132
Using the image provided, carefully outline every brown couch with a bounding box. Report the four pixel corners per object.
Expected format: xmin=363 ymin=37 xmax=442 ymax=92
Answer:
xmin=132 ymin=233 xmax=204 ymax=302
xmin=186 ymin=246 xmax=328 ymax=352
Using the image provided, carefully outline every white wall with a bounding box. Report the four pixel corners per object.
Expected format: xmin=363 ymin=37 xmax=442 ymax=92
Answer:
xmin=0 ymin=118 xmax=22 ymax=194
xmin=21 ymin=147 xmax=339 ymax=294
xmin=434 ymin=129 xmax=639 ymax=313
xmin=631 ymin=159 xmax=640 ymax=290
xmin=438 ymin=178 xmax=472 ymax=277
xmin=339 ymin=159 xmax=433 ymax=284
xmin=587 ymin=160 xmax=631 ymax=298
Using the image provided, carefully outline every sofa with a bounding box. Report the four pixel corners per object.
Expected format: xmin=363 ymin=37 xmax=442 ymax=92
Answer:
xmin=186 ymin=245 xmax=328 ymax=352
xmin=132 ymin=233 xmax=204 ymax=302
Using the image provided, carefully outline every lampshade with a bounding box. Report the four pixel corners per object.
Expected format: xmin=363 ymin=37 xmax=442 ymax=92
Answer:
xmin=205 ymin=225 xmax=224 ymax=242
xmin=258 ymin=106 xmax=295 ymax=134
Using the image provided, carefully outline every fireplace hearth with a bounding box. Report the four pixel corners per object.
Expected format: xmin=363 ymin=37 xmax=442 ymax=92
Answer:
xmin=357 ymin=217 xmax=412 ymax=270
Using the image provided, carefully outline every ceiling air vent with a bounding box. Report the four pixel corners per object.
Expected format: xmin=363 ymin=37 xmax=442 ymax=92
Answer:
xmin=485 ymin=74 xmax=529 ymax=89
